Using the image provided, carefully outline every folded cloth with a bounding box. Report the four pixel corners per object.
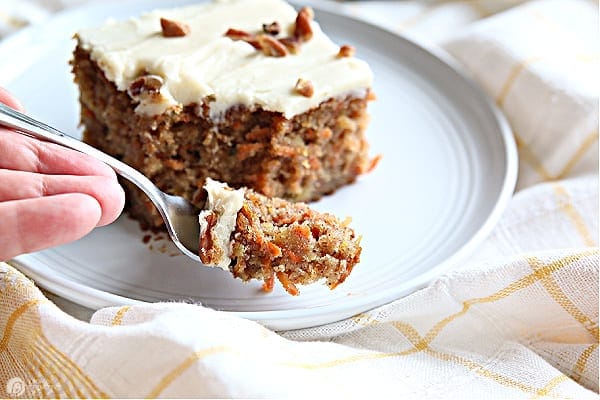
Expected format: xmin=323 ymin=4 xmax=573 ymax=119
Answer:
xmin=1 ymin=244 xmax=597 ymax=398
xmin=442 ymin=0 xmax=599 ymax=190
xmin=0 ymin=0 xmax=598 ymax=398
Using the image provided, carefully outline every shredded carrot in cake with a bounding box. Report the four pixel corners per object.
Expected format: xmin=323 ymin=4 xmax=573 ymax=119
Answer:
xmin=276 ymin=271 xmax=299 ymax=296
xmin=284 ymin=249 xmax=302 ymax=264
xmin=266 ymin=242 xmax=282 ymax=257
xmin=366 ymin=154 xmax=382 ymax=173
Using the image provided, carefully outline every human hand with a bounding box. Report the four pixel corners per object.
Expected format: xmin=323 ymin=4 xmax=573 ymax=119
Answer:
xmin=0 ymin=87 xmax=125 ymax=261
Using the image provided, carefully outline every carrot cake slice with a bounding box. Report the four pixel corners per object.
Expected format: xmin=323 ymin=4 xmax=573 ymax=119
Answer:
xmin=199 ymin=179 xmax=361 ymax=295
xmin=72 ymin=0 xmax=375 ymax=230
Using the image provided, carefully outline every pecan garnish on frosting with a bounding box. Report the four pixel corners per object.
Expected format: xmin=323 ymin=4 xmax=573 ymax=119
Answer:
xmin=295 ymin=78 xmax=314 ymax=97
xmin=293 ymin=7 xmax=313 ymax=42
xmin=127 ymin=75 xmax=163 ymax=99
xmin=257 ymin=35 xmax=288 ymax=57
xmin=224 ymin=7 xmax=315 ymax=57
xmin=262 ymin=21 xmax=281 ymax=35
xmin=224 ymin=28 xmax=261 ymax=49
xmin=160 ymin=18 xmax=190 ymax=37
xmin=279 ymin=37 xmax=300 ymax=54
xmin=337 ymin=44 xmax=356 ymax=58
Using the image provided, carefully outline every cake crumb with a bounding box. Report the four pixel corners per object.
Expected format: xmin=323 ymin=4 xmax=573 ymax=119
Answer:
xmin=262 ymin=274 xmax=275 ymax=292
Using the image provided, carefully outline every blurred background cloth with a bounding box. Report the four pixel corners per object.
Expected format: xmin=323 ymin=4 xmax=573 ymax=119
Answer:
xmin=0 ymin=0 xmax=598 ymax=398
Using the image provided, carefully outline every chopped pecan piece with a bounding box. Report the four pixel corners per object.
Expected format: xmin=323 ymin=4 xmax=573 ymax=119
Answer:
xmin=294 ymin=7 xmax=314 ymax=42
xmin=225 ymin=28 xmax=252 ymax=40
xmin=279 ymin=37 xmax=300 ymax=54
xmin=262 ymin=21 xmax=281 ymax=35
xmin=225 ymin=28 xmax=254 ymax=41
xmin=127 ymin=75 xmax=163 ymax=99
xmin=160 ymin=18 xmax=190 ymax=37
xmin=295 ymin=78 xmax=314 ymax=97
xmin=257 ymin=34 xmax=288 ymax=57
xmin=337 ymin=44 xmax=356 ymax=58
xmin=225 ymin=7 xmax=314 ymax=57
xmin=224 ymin=28 xmax=261 ymax=49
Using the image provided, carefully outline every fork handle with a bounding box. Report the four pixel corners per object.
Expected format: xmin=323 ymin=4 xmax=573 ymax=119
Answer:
xmin=0 ymin=102 xmax=166 ymax=208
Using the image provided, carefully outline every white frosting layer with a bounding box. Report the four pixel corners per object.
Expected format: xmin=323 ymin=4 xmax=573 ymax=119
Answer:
xmin=76 ymin=0 xmax=373 ymax=117
xmin=198 ymin=178 xmax=245 ymax=270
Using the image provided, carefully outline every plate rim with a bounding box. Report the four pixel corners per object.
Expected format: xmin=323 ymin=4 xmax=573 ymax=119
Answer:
xmin=3 ymin=0 xmax=518 ymax=330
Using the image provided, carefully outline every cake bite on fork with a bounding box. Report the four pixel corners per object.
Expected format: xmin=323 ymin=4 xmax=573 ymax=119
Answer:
xmin=199 ymin=179 xmax=361 ymax=295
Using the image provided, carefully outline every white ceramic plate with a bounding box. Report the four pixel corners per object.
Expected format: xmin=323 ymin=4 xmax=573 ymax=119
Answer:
xmin=3 ymin=0 xmax=517 ymax=330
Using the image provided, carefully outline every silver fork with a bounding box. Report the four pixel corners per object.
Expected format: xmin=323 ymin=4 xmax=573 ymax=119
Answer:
xmin=0 ymin=103 xmax=201 ymax=261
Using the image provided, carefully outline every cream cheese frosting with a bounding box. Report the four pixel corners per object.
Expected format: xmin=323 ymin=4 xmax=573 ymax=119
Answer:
xmin=198 ymin=178 xmax=245 ymax=270
xmin=76 ymin=0 xmax=373 ymax=118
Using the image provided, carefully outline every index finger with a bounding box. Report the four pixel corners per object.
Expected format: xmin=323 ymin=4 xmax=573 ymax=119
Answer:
xmin=0 ymin=129 xmax=117 ymax=178
xmin=0 ymin=89 xmax=116 ymax=178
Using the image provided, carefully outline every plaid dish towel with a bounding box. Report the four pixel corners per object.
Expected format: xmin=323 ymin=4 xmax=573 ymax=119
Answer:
xmin=0 ymin=0 xmax=598 ymax=398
